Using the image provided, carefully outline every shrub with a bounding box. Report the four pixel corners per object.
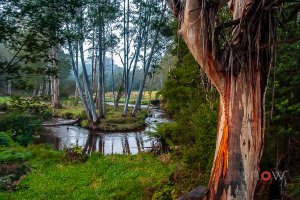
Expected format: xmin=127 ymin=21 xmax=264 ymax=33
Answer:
xmin=0 ymin=150 xmax=31 ymax=191
xmin=0 ymin=132 xmax=13 ymax=147
xmin=288 ymin=176 xmax=300 ymax=199
xmin=0 ymin=103 xmax=8 ymax=111
xmin=0 ymin=150 xmax=31 ymax=164
xmin=151 ymin=179 xmax=177 ymax=200
xmin=9 ymin=95 xmax=51 ymax=119
xmin=63 ymin=146 xmax=87 ymax=163
xmin=80 ymin=120 xmax=89 ymax=128
xmin=0 ymin=113 xmax=41 ymax=146
xmin=146 ymin=123 xmax=176 ymax=155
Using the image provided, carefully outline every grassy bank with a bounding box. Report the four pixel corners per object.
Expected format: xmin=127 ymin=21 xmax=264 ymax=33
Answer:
xmin=105 ymin=91 xmax=159 ymax=105
xmin=0 ymin=144 xmax=176 ymax=200
xmin=54 ymin=104 xmax=148 ymax=131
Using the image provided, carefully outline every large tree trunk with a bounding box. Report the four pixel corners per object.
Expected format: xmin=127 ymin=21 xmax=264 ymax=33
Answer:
xmin=208 ymin=72 xmax=264 ymax=199
xmin=168 ymin=0 xmax=277 ymax=199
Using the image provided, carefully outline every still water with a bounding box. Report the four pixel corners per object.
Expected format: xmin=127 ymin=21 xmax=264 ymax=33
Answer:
xmin=40 ymin=108 xmax=171 ymax=155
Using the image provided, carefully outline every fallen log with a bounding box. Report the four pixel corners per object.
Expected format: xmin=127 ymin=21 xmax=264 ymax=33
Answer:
xmin=42 ymin=119 xmax=79 ymax=126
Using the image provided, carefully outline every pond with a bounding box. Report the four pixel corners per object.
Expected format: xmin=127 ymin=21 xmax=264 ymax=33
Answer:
xmin=40 ymin=107 xmax=172 ymax=155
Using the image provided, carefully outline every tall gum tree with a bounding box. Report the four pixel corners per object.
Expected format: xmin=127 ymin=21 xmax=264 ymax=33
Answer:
xmin=167 ymin=0 xmax=283 ymax=199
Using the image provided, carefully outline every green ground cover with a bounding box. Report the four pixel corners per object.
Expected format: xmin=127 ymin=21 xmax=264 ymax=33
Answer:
xmin=0 ymin=144 xmax=176 ymax=200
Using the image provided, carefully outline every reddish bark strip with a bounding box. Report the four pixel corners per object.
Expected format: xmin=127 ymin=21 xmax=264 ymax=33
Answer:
xmin=167 ymin=0 xmax=277 ymax=199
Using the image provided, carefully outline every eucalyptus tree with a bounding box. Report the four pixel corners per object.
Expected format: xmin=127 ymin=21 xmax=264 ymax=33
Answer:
xmin=0 ymin=0 xmax=70 ymax=91
xmin=167 ymin=0 xmax=300 ymax=199
xmin=132 ymin=0 xmax=168 ymax=116
xmin=122 ymin=0 xmax=148 ymax=116
xmin=94 ymin=0 xmax=120 ymax=117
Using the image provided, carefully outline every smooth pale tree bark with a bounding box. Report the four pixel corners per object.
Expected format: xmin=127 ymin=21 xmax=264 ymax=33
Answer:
xmin=168 ymin=0 xmax=277 ymax=199
xmin=68 ymin=40 xmax=93 ymax=123
xmin=132 ymin=29 xmax=160 ymax=116
xmin=102 ymin=42 xmax=106 ymax=114
xmin=111 ymin=40 xmax=116 ymax=110
xmin=46 ymin=76 xmax=51 ymax=96
xmin=98 ymin=18 xmax=104 ymax=118
xmin=38 ymin=79 xmax=44 ymax=96
xmin=123 ymin=0 xmax=128 ymax=99
xmin=132 ymin=2 xmax=166 ymax=116
xmin=91 ymin=28 xmax=96 ymax=95
xmin=74 ymin=42 xmax=79 ymax=103
xmin=79 ymin=40 xmax=98 ymax=123
xmin=122 ymin=22 xmax=143 ymax=116
xmin=50 ymin=47 xmax=60 ymax=108
xmin=7 ymin=80 xmax=11 ymax=95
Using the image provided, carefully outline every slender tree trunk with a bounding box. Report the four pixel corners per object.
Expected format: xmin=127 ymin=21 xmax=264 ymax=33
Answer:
xmin=79 ymin=41 xmax=97 ymax=123
xmin=98 ymin=16 xmax=104 ymax=118
xmin=74 ymin=42 xmax=79 ymax=103
xmin=132 ymin=27 xmax=160 ymax=116
xmin=6 ymin=80 xmax=12 ymax=96
xmin=33 ymin=80 xmax=38 ymax=97
xmin=123 ymin=31 xmax=143 ymax=116
xmin=51 ymin=47 xmax=60 ymax=108
xmin=115 ymin=81 xmax=124 ymax=109
xmin=111 ymin=45 xmax=116 ymax=110
xmin=68 ymin=40 xmax=92 ymax=122
xmin=102 ymin=42 xmax=106 ymax=114
xmin=38 ymin=79 xmax=43 ymax=96
xmin=46 ymin=76 xmax=51 ymax=96
xmin=123 ymin=0 xmax=128 ymax=99
xmin=91 ymin=28 xmax=96 ymax=95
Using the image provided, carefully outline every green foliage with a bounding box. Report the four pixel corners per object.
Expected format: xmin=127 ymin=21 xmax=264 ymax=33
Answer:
xmin=63 ymin=146 xmax=87 ymax=163
xmin=152 ymin=179 xmax=177 ymax=200
xmin=159 ymin=38 xmax=218 ymax=184
xmin=9 ymin=96 xmax=52 ymax=119
xmin=0 ymin=147 xmax=175 ymax=199
xmin=0 ymin=150 xmax=31 ymax=164
xmin=262 ymin=18 xmax=300 ymax=176
xmin=0 ymin=103 xmax=8 ymax=111
xmin=0 ymin=96 xmax=10 ymax=104
xmin=146 ymin=123 xmax=177 ymax=154
xmin=80 ymin=119 xmax=89 ymax=128
xmin=287 ymin=176 xmax=300 ymax=199
xmin=0 ymin=132 xmax=13 ymax=147
xmin=0 ymin=113 xmax=41 ymax=146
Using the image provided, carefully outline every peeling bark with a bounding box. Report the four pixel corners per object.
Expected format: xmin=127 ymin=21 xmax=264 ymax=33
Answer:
xmin=167 ymin=0 xmax=278 ymax=199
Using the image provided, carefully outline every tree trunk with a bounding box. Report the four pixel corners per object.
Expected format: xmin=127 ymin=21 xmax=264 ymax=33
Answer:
xmin=167 ymin=0 xmax=277 ymax=199
xmin=123 ymin=28 xmax=143 ymax=116
xmin=51 ymin=47 xmax=60 ymax=108
xmin=68 ymin=40 xmax=92 ymax=123
xmin=79 ymin=40 xmax=97 ymax=123
xmin=132 ymin=28 xmax=160 ymax=116
xmin=111 ymin=45 xmax=116 ymax=110
xmin=97 ymin=16 xmax=104 ymax=118
xmin=102 ymin=43 xmax=106 ymax=115
xmin=207 ymin=72 xmax=264 ymax=199
xmin=74 ymin=42 xmax=79 ymax=103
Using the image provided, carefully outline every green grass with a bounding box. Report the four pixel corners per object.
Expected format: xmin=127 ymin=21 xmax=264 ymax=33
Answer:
xmin=55 ymin=104 xmax=148 ymax=131
xmin=0 ymin=145 xmax=176 ymax=200
xmin=54 ymin=106 xmax=85 ymax=119
xmin=0 ymin=96 xmax=10 ymax=104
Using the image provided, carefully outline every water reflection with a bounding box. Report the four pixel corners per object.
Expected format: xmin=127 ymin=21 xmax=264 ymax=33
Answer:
xmin=42 ymin=126 xmax=153 ymax=155
xmin=41 ymin=108 xmax=172 ymax=155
